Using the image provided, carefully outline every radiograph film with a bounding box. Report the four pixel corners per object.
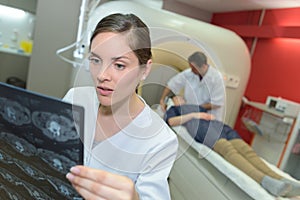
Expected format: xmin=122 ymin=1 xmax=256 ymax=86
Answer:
xmin=0 ymin=84 xmax=84 ymax=200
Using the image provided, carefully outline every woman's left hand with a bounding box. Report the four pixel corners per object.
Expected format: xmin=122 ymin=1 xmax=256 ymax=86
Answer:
xmin=193 ymin=112 xmax=215 ymax=120
xmin=66 ymin=165 xmax=139 ymax=200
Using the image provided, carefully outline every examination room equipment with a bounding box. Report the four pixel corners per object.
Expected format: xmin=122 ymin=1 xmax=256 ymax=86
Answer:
xmin=69 ymin=1 xmax=300 ymax=199
xmin=241 ymin=96 xmax=300 ymax=180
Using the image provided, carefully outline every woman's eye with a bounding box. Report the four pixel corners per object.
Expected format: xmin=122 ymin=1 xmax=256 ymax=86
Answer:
xmin=88 ymin=56 xmax=101 ymax=65
xmin=115 ymin=63 xmax=125 ymax=70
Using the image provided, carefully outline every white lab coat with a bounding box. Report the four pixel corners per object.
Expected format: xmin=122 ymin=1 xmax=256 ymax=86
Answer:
xmin=63 ymin=86 xmax=178 ymax=200
xmin=167 ymin=67 xmax=225 ymax=120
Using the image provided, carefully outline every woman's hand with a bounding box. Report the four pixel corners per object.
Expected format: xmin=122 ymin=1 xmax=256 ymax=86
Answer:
xmin=193 ymin=112 xmax=215 ymax=120
xmin=66 ymin=165 xmax=139 ymax=200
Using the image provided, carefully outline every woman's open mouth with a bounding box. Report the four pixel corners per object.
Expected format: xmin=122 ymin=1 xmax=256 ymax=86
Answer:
xmin=97 ymin=86 xmax=113 ymax=96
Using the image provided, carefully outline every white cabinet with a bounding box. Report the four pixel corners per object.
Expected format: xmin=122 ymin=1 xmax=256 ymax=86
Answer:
xmin=242 ymin=97 xmax=300 ymax=178
xmin=281 ymin=113 xmax=300 ymax=179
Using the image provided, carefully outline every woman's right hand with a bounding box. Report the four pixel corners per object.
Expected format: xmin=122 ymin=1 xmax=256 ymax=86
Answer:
xmin=66 ymin=165 xmax=139 ymax=200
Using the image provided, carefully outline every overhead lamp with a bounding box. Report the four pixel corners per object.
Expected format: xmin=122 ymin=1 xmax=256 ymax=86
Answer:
xmin=0 ymin=4 xmax=26 ymax=19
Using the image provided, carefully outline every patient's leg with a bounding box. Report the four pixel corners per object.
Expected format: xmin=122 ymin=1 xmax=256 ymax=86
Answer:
xmin=214 ymin=138 xmax=265 ymax=182
xmin=213 ymin=138 xmax=291 ymax=196
xmin=229 ymin=138 xmax=282 ymax=179
xmin=230 ymin=138 xmax=300 ymax=197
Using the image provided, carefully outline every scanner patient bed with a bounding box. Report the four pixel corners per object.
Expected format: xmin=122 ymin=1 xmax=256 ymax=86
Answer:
xmin=168 ymin=124 xmax=298 ymax=200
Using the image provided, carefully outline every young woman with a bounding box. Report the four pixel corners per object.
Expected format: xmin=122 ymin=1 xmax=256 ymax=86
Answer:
xmin=164 ymin=96 xmax=300 ymax=197
xmin=64 ymin=13 xmax=178 ymax=200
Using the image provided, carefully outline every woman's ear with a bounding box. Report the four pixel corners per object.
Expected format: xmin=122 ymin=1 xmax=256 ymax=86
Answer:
xmin=141 ymin=59 xmax=152 ymax=80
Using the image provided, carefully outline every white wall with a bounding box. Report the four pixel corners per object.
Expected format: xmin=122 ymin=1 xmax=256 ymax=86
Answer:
xmin=27 ymin=0 xmax=81 ymax=98
xmin=0 ymin=52 xmax=29 ymax=83
xmin=0 ymin=0 xmax=37 ymax=13
xmin=163 ymin=0 xmax=212 ymax=22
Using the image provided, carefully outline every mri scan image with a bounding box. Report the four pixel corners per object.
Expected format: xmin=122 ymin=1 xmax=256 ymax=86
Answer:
xmin=0 ymin=97 xmax=31 ymax=126
xmin=0 ymin=83 xmax=84 ymax=200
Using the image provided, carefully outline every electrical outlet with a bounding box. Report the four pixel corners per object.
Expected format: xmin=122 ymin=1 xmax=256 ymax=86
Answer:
xmin=224 ymin=74 xmax=240 ymax=88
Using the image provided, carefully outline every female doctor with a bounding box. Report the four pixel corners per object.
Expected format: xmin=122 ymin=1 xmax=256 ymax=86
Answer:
xmin=64 ymin=13 xmax=178 ymax=200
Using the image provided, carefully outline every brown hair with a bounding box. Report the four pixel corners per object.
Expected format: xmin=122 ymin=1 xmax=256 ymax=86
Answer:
xmin=90 ymin=13 xmax=152 ymax=66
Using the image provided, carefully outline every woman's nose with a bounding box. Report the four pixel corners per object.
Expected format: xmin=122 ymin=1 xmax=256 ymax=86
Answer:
xmin=97 ymin=64 xmax=111 ymax=82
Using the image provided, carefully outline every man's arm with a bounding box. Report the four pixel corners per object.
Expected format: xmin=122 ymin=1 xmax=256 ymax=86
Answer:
xmin=200 ymin=103 xmax=221 ymax=110
xmin=159 ymin=87 xmax=172 ymax=111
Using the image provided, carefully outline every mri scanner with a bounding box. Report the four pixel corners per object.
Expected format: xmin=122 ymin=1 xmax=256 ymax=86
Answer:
xmin=69 ymin=1 xmax=299 ymax=199
xmin=73 ymin=0 xmax=251 ymax=127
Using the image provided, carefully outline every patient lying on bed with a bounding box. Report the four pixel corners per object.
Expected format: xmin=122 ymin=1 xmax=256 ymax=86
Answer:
xmin=164 ymin=96 xmax=300 ymax=197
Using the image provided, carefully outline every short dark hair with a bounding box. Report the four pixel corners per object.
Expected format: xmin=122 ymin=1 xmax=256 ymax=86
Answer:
xmin=188 ymin=51 xmax=207 ymax=68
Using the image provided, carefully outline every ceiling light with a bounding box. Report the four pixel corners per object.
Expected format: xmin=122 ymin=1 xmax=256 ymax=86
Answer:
xmin=0 ymin=4 xmax=26 ymax=19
